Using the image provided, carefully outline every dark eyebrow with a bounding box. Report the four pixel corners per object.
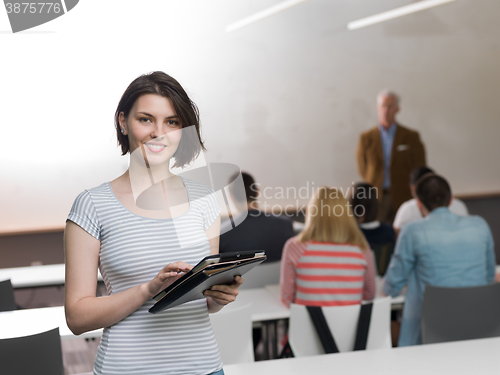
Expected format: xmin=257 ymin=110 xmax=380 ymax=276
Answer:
xmin=138 ymin=112 xmax=179 ymax=119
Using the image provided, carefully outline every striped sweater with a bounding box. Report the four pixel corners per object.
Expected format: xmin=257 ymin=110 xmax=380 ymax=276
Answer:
xmin=280 ymin=238 xmax=376 ymax=307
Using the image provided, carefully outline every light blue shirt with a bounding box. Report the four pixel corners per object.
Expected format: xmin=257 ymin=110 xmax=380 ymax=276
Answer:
xmin=378 ymin=123 xmax=397 ymax=189
xmin=383 ymin=207 xmax=496 ymax=346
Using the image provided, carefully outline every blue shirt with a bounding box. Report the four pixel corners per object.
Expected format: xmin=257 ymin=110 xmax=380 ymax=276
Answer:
xmin=378 ymin=123 xmax=397 ymax=189
xmin=383 ymin=207 xmax=496 ymax=346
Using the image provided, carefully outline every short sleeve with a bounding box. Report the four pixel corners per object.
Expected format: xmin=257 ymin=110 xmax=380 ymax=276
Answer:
xmin=202 ymin=187 xmax=221 ymax=230
xmin=450 ymin=198 xmax=469 ymax=217
xmin=67 ymin=190 xmax=101 ymax=240
xmin=393 ymin=200 xmax=421 ymax=229
xmin=392 ymin=204 xmax=406 ymax=229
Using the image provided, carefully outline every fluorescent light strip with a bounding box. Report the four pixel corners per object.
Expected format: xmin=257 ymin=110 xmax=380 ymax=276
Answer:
xmin=226 ymin=0 xmax=311 ymax=33
xmin=347 ymin=0 xmax=457 ymax=31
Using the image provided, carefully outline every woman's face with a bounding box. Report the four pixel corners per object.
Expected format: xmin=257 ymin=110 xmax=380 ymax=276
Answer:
xmin=120 ymin=94 xmax=182 ymax=167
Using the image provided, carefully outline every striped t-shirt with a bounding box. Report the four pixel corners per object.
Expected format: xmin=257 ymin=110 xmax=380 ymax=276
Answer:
xmin=67 ymin=178 xmax=222 ymax=375
xmin=280 ymin=238 xmax=376 ymax=307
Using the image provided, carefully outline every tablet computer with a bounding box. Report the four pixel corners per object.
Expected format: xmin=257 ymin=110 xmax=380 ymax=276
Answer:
xmin=149 ymin=250 xmax=267 ymax=314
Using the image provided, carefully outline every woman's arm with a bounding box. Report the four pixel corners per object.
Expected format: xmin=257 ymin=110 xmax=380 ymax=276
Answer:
xmin=206 ymin=215 xmax=221 ymax=257
xmin=362 ymin=249 xmax=376 ymax=301
xmin=203 ymin=216 xmax=243 ymax=313
xmin=64 ymin=221 xmax=191 ymax=335
xmin=280 ymin=238 xmax=298 ymax=307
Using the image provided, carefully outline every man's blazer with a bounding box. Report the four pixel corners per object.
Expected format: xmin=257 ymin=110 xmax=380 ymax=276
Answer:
xmin=356 ymin=124 xmax=426 ymax=211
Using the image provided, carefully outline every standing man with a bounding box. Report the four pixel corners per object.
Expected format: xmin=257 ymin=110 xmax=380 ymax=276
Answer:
xmin=356 ymin=90 xmax=426 ymax=223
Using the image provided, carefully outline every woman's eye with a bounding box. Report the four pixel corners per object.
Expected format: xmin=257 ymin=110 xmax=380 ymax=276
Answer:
xmin=167 ymin=120 xmax=180 ymax=127
xmin=140 ymin=117 xmax=152 ymax=123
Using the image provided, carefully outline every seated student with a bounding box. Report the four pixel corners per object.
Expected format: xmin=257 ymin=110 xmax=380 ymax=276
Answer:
xmin=350 ymin=182 xmax=396 ymax=276
xmin=383 ymin=174 xmax=496 ymax=347
xmin=280 ymin=187 xmax=376 ymax=307
xmin=393 ymin=166 xmax=468 ymax=234
xmin=219 ymin=172 xmax=294 ymax=262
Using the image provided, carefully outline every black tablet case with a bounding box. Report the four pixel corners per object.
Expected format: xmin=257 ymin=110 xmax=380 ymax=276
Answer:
xmin=149 ymin=251 xmax=267 ymax=314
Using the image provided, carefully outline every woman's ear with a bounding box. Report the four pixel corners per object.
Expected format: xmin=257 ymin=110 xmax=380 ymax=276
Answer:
xmin=118 ymin=112 xmax=128 ymax=135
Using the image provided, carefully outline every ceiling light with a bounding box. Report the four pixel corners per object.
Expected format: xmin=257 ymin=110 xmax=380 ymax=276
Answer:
xmin=347 ymin=0 xmax=457 ymax=31
xmin=226 ymin=0 xmax=311 ymax=33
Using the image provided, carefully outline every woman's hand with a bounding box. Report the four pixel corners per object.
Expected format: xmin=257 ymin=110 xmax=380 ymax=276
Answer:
xmin=204 ymin=276 xmax=244 ymax=311
xmin=144 ymin=261 xmax=193 ymax=299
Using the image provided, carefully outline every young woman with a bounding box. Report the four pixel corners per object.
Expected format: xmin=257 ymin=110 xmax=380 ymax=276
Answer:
xmin=280 ymin=187 xmax=376 ymax=307
xmin=64 ymin=72 xmax=241 ymax=375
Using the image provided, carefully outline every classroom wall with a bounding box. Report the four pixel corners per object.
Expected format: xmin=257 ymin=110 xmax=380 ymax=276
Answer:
xmin=1 ymin=0 xmax=499 ymax=234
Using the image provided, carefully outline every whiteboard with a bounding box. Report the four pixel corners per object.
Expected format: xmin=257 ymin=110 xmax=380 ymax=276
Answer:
xmin=1 ymin=0 xmax=499 ymax=234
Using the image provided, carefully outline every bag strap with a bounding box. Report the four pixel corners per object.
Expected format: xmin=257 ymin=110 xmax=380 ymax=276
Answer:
xmin=353 ymin=302 xmax=373 ymax=351
xmin=305 ymin=306 xmax=339 ymax=354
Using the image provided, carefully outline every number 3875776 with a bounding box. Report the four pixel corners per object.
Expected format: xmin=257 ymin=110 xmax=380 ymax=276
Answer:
xmin=5 ymin=3 xmax=62 ymax=14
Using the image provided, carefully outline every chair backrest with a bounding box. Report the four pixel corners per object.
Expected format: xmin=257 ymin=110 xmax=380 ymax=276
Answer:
xmin=370 ymin=243 xmax=395 ymax=276
xmin=0 ymin=328 xmax=64 ymax=374
xmin=238 ymin=261 xmax=281 ymax=290
xmin=209 ymin=303 xmax=254 ymax=364
xmin=421 ymin=283 xmax=500 ymax=344
xmin=0 ymin=279 xmax=17 ymax=312
xmin=289 ymin=297 xmax=392 ymax=357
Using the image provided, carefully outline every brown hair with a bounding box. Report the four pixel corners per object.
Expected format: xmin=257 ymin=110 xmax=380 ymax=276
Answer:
xmin=350 ymin=182 xmax=379 ymax=223
xmin=114 ymin=71 xmax=205 ymax=168
xmin=228 ymin=171 xmax=258 ymax=204
xmin=410 ymin=166 xmax=434 ymax=186
xmin=298 ymin=187 xmax=369 ymax=251
xmin=415 ymin=174 xmax=451 ymax=212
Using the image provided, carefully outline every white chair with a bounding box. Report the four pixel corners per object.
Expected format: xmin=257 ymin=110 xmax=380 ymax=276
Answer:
xmin=289 ymin=297 xmax=392 ymax=357
xmin=238 ymin=261 xmax=281 ymax=289
xmin=210 ymin=303 xmax=254 ymax=364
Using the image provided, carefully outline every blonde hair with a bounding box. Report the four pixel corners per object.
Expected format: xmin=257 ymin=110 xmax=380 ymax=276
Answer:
xmin=297 ymin=187 xmax=369 ymax=251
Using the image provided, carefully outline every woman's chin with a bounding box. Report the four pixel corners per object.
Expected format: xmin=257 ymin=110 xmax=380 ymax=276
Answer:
xmin=129 ymin=147 xmax=174 ymax=167
xmin=144 ymin=153 xmax=172 ymax=167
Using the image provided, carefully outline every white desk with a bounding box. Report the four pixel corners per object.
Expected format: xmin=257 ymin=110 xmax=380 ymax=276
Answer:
xmin=224 ymin=336 xmax=500 ymax=375
xmin=0 ymin=288 xmax=286 ymax=341
xmin=234 ymin=287 xmax=289 ymax=321
xmin=0 ymin=264 xmax=102 ymax=289
xmin=0 ymin=306 xmax=102 ymax=340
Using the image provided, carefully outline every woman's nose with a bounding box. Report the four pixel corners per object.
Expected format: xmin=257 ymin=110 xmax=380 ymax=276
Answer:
xmin=150 ymin=123 xmax=166 ymax=140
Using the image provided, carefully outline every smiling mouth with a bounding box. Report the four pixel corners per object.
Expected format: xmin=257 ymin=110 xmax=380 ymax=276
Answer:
xmin=144 ymin=143 xmax=167 ymax=153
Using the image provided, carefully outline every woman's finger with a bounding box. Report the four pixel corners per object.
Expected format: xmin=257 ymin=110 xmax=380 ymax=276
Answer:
xmin=204 ymin=290 xmax=234 ymax=305
xmin=211 ymin=276 xmax=243 ymax=294
xmin=159 ymin=271 xmax=179 ymax=282
xmin=162 ymin=261 xmax=193 ymax=273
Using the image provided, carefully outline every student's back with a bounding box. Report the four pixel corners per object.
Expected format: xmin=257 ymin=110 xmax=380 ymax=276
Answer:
xmin=359 ymin=222 xmax=395 ymax=247
xmin=401 ymin=209 xmax=493 ymax=287
xmin=383 ymin=175 xmax=496 ymax=346
xmin=219 ymin=210 xmax=294 ymax=262
xmin=280 ymin=187 xmax=377 ymax=308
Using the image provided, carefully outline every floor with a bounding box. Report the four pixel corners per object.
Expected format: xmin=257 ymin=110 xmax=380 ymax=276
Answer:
xmin=61 ymin=337 xmax=100 ymax=374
